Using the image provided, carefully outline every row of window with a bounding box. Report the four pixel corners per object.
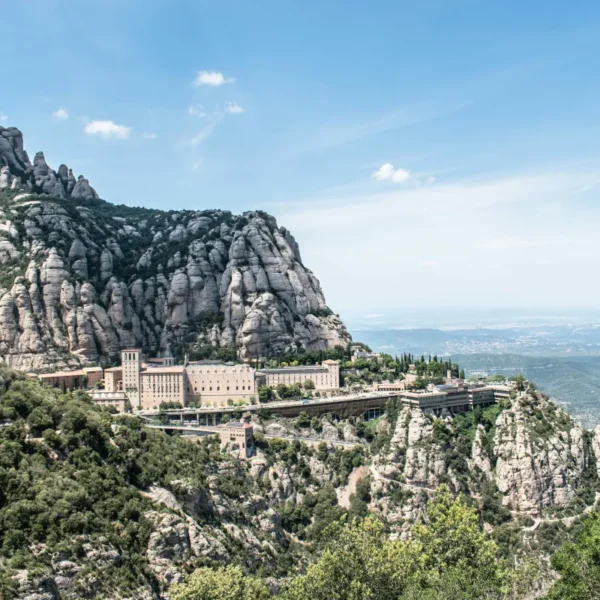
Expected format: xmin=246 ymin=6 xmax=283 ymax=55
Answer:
xmin=192 ymin=385 xmax=250 ymax=392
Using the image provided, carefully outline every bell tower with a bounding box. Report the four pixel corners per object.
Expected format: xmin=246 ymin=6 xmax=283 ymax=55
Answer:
xmin=122 ymin=349 xmax=141 ymax=409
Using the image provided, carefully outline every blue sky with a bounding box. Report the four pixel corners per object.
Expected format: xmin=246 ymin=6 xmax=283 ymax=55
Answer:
xmin=2 ymin=0 xmax=600 ymax=315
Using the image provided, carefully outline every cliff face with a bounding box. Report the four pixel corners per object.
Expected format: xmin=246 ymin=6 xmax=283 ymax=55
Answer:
xmin=0 ymin=128 xmax=350 ymax=370
xmin=366 ymin=390 xmax=600 ymax=538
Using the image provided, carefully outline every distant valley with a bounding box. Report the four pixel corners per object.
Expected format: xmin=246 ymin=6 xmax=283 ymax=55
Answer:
xmin=351 ymin=318 xmax=600 ymax=427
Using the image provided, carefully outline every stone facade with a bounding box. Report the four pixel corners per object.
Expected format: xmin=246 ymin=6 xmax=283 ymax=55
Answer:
xmin=141 ymin=367 xmax=187 ymax=409
xmin=218 ymin=422 xmax=254 ymax=459
xmin=38 ymin=366 xmax=104 ymax=390
xmin=257 ymin=359 xmax=340 ymax=391
xmin=185 ymin=363 xmax=256 ymax=407
xmin=104 ymin=367 xmax=123 ymax=392
xmin=92 ymin=390 xmax=128 ymax=413
xmin=118 ymin=350 xmax=341 ymax=410
xmin=83 ymin=366 xmax=103 ymax=387
xmin=119 ymin=350 xmax=259 ymax=410
xmin=38 ymin=370 xmax=86 ymax=391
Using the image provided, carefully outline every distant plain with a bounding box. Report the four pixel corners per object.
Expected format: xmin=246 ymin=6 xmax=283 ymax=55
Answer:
xmin=347 ymin=309 xmax=600 ymax=427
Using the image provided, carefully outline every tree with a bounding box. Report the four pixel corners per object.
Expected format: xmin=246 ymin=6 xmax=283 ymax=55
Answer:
xmin=296 ymin=411 xmax=311 ymax=428
xmin=304 ymin=379 xmax=315 ymax=390
xmin=311 ymin=416 xmax=323 ymax=432
xmin=513 ymin=374 xmax=526 ymax=391
xmin=348 ymin=475 xmax=371 ymax=521
xmin=258 ymin=385 xmax=274 ymax=403
xmin=281 ymin=485 xmax=538 ymax=600
xmin=170 ymin=565 xmax=270 ymax=600
xmin=412 ymin=376 xmax=428 ymax=390
xmin=276 ymin=383 xmax=289 ymax=399
xmin=27 ymin=405 xmax=55 ymax=437
xmin=412 ymin=485 xmax=500 ymax=590
xmin=459 ymin=369 xmax=465 ymax=380
xmin=282 ymin=517 xmax=418 ymax=600
xmin=547 ymin=512 xmax=600 ymax=599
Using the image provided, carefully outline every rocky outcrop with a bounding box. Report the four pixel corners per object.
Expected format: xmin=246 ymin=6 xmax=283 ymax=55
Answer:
xmin=375 ymin=407 xmax=448 ymax=489
xmin=494 ymin=394 xmax=585 ymax=514
xmin=0 ymin=127 xmax=98 ymax=199
xmin=0 ymin=128 xmax=350 ymax=369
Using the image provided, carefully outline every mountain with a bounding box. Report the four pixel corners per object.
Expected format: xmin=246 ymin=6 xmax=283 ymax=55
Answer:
xmin=0 ymin=127 xmax=349 ymax=371
xmin=1 ymin=365 xmax=599 ymax=598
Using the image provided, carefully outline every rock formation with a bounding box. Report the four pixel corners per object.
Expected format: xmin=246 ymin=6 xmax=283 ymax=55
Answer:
xmin=0 ymin=127 xmax=350 ymax=369
xmin=0 ymin=127 xmax=99 ymax=200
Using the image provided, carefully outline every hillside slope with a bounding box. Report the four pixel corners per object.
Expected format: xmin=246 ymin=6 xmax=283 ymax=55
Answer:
xmin=0 ymin=127 xmax=349 ymax=370
xmin=3 ymin=367 xmax=600 ymax=598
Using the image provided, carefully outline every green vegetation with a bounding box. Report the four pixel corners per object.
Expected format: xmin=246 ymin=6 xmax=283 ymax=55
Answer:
xmin=0 ymin=366 xmax=261 ymax=597
xmin=263 ymin=346 xmax=349 ymax=368
xmin=276 ymin=382 xmax=304 ymax=399
xmin=171 ymin=565 xmax=270 ymax=600
xmin=0 ymin=357 xmax=596 ymax=599
xmin=342 ymin=352 xmax=462 ymax=388
xmin=174 ymin=486 xmax=540 ymax=600
xmin=547 ymin=512 xmax=600 ymax=599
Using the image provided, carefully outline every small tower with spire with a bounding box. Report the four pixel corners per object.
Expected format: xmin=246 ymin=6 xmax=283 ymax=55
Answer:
xmin=163 ymin=345 xmax=175 ymax=367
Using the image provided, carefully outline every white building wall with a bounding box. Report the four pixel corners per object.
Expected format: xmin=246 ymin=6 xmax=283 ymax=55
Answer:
xmin=185 ymin=365 xmax=257 ymax=406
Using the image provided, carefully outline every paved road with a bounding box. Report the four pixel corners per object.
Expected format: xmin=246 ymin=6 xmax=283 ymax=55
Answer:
xmin=263 ymin=433 xmax=362 ymax=448
xmin=138 ymin=391 xmax=397 ymax=418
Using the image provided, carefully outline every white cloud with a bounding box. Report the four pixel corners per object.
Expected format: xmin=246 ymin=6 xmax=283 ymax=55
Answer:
xmin=277 ymin=168 xmax=600 ymax=310
xmin=193 ymin=70 xmax=234 ymax=86
xmin=0 ymin=113 xmax=8 ymax=122
xmin=226 ymin=102 xmax=245 ymax=114
xmin=53 ymin=107 xmax=69 ymax=120
xmin=373 ymin=163 xmax=411 ymax=183
xmin=188 ymin=104 xmax=207 ymax=118
xmin=84 ymin=120 xmax=131 ymax=139
xmin=364 ymin=314 xmax=383 ymax=319
xmin=418 ymin=260 xmax=439 ymax=269
xmin=143 ymin=131 xmax=157 ymax=140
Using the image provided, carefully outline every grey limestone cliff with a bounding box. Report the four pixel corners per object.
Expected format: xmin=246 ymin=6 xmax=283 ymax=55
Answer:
xmin=0 ymin=128 xmax=350 ymax=370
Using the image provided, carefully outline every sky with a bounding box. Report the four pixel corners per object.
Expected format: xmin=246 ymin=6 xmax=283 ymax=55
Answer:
xmin=2 ymin=0 xmax=600 ymax=318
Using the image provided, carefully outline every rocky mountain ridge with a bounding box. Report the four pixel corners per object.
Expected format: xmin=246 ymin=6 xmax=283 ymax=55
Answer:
xmin=0 ymin=127 xmax=349 ymax=370
xmin=0 ymin=127 xmax=98 ymax=201
xmin=4 ymin=369 xmax=600 ymax=599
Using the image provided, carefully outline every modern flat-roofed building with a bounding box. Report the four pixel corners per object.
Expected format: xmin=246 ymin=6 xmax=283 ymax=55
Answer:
xmin=373 ymin=380 xmax=409 ymax=392
xmin=394 ymin=383 xmax=512 ymax=413
xmin=185 ymin=363 xmax=256 ymax=407
xmin=257 ymin=360 xmax=340 ymax=391
xmin=140 ymin=366 xmax=186 ymax=410
xmin=218 ymin=422 xmax=254 ymax=459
